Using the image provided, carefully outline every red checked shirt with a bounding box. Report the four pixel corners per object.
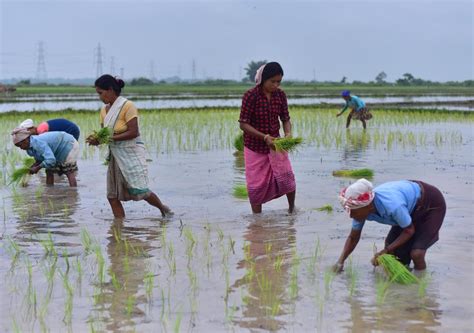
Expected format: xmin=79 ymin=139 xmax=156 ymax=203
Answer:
xmin=239 ymin=86 xmax=290 ymax=154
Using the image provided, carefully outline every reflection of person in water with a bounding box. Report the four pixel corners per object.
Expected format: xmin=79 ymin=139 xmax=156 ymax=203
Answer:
xmin=341 ymin=129 xmax=370 ymax=162
xmin=231 ymin=217 xmax=296 ymax=331
xmin=334 ymin=179 xmax=446 ymax=272
xmin=12 ymin=187 xmax=79 ymax=237
xmin=99 ymin=219 xmax=161 ymax=331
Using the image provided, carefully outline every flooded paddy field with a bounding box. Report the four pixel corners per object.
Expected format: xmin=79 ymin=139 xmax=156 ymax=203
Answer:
xmin=0 ymin=107 xmax=473 ymax=332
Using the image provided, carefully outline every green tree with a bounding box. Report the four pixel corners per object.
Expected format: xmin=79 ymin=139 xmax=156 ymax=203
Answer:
xmin=375 ymin=71 xmax=387 ymax=84
xmin=244 ymin=60 xmax=267 ymax=82
xmin=129 ymin=77 xmax=154 ymax=86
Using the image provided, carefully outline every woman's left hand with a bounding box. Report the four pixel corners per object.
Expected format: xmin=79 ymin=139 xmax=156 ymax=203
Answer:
xmin=29 ymin=165 xmax=41 ymax=174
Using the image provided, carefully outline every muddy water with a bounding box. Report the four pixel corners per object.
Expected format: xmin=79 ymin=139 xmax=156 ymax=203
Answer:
xmin=0 ymin=122 xmax=473 ymax=332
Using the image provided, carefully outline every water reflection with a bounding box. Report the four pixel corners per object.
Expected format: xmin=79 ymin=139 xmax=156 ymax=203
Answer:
xmin=12 ymin=186 xmax=80 ymax=245
xmin=95 ymin=218 xmax=163 ymax=331
xmin=231 ymin=214 xmax=296 ymax=331
xmin=344 ymin=272 xmax=442 ymax=332
xmin=341 ymin=129 xmax=370 ymax=164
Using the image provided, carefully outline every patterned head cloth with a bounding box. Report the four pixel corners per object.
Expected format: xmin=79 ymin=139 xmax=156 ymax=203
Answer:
xmin=11 ymin=127 xmax=32 ymax=144
xmin=341 ymin=90 xmax=351 ymax=97
xmin=19 ymin=119 xmax=34 ymax=129
xmin=254 ymin=64 xmax=266 ymax=85
xmin=338 ymin=178 xmax=374 ymax=211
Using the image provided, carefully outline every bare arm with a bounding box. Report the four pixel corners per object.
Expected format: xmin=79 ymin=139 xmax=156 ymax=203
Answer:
xmin=239 ymin=122 xmax=274 ymax=149
xmin=112 ymin=117 xmax=139 ymax=142
xmin=372 ymin=223 xmax=415 ymax=265
xmin=282 ymin=120 xmax=292 ymax=137
xmin=334 ymin=228 xmax=362 ymax=272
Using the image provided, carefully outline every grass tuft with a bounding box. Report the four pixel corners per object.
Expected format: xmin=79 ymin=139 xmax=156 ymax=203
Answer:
xmin=233 ymin=184 xmax=248 ymax=199
xmin=234 ymin=133 xmax=244 ymax=152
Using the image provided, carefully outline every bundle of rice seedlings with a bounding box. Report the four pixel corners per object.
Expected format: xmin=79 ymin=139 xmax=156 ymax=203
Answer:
xmin=10 ymin=157 xmax=36 ymax=186
xmin=332 ymin=168 xmax=374 ymax=178
xmin=314 ymin=204 xmax=333 ymax=213
xmin=376 ymin=254 xmax=419 ymax=284
xmin=233 ymin=184 xmax=248 ymax=199
xmin=234 ymin=133 xmax=244 ymax=152
xmin=88 ymin=127 xmax=112 ymax=145
xmin=273 ymin=137 xmax=303 ymax=153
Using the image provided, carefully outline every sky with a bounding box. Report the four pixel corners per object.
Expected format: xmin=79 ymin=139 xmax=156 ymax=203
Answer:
xmin=0 ymin=0 xmax=473 ymax=82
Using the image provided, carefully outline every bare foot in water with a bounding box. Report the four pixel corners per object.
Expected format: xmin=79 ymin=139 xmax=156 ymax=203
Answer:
xmin=160 ymin=205 xmax=174 ymax=217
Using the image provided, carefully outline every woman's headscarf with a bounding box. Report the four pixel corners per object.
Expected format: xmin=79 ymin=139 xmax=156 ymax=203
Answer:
xmin=341 ymin=90 xmax=351 ymax=97
xmin=338 ymin=178 xmax=374 ymax=211
xmin=11 ymin=127 xmax=32 ymax=144
xmin=255 ymin=62 xmax=284 ymax=85
xmin=254 ymin=64 xmax=266 ymax=85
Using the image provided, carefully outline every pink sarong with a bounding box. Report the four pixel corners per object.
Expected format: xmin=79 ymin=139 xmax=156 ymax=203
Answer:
xmin=244 ymin=147 xmax=296 ymax=205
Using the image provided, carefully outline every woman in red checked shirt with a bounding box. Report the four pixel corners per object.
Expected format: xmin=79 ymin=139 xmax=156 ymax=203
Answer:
xmin=238 ymin=62 xmax=296 ymax=214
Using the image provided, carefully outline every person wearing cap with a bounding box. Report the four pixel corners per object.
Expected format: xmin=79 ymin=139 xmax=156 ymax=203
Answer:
xmin=334 ymin=179 xmax=446 ymax=272
xmin=238 ymin=62 xmax=296 ymax=214
xmin=11 ymin=127 xmax=79 ymax=187
xmin=336 ymin=90 xmax=372 ymax=129
xmin=20 ymin=118 xmax=80 ymax=140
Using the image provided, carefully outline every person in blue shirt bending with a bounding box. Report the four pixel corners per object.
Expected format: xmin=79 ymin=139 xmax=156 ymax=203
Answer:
xmin=11 ymin=127 xmax=79 ymax=187
xmin=333 ymin=178 xmax=446 ymax=272
xmin=336 ymin=90 xmax=372 ymax=129
xmin=19 ymin=118 xmax=80 ymax=140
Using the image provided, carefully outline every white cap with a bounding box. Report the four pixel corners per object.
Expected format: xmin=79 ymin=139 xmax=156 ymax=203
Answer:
xmin=19 ymin=119 xmax=34 ymax=129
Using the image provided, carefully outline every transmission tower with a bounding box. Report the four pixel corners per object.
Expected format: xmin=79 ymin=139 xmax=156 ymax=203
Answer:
xmin=149 ymin=60 xmax=157 ymax=82
xmin=120 ymin=67 xmax=124 ymax=79
xmin=110 ymin=56 xmax=116 ymax=75
xmin=94 ymin=43 xmax=104 ymax=77
xmin=191 ymin=59 xmax=196 ymax=81
xmin=35 ymin=41 xmax=47 ymax=81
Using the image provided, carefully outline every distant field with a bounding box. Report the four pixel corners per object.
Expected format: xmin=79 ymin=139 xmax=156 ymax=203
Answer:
xmin=9 ymin=84 xmax=474 ymax=97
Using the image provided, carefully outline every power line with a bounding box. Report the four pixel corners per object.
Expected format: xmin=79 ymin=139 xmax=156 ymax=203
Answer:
xmin=94 ymin=43 xmax=104 ymax=77
xmin=36 ymin=41 xmax=47 ymax=80
xmin=110 ymin=56 xmax=116 ymax=75
xmin=192 ymin=59 xmax=196 ymax=81
xmin=149 ymin=60 xmax=156 ymax=82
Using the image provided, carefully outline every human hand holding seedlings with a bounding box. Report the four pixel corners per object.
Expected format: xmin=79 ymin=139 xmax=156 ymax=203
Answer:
xmin=371 ymin=249 xmax=388 ymax=267
xmin=264 ymin=134 xmax=276 ymax=150
xmin=85 ymin=135 xmax=100 ymax=146
xmin=29 ymin=164 xmax=42 ymax=174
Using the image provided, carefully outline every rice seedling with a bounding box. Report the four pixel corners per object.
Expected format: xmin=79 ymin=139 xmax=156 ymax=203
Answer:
xmin=376 ymin=254 xmax=418 ymax=284
xmin=274 ymin=253 xmax=284 ymax=272
xmin=87 ymin=127 xmax=112 ymax=145
xmin=234 ymin=133 xmax=244 ymax=152
xmin=233 ymin=184 xmax=248 ymax=199
xmin=173 ymin=308 xmax=183 ymax=333
xmin=418 ymin=273 xmax=430 ymax=298
xmin=80 ymin=229 xmax=94 ymax=254
xmin=273 ymin=136 xmax=303 ymax=152
xmin=345 ymin=257 xmax=358 ymax=297
xmin=144 ymin=271 xmax=155 ymax=301
xmin=314 ymin=204 xmax=333 ymax=213
xmin=110 ymin=272 xmax=121 ymax=291
xmin=228 ymin=236 xmax=235 ymax=254
xmin=324 ymin=269 xmax=336 ymax=295
xmin=375 ymin=274 xmax=391 ymax=305
xmin=9 ymin=157 xmax=35 ymax=186
xmin=332 ymin=168 xmax=374 ymax=178
xmin=125 ymin=295 xmax=135 ymax=317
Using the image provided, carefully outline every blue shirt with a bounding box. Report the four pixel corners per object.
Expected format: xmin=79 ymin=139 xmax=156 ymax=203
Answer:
xmin=352 ymin=180 xmax=421 ymax=231
xmin=27 ymin=132 xmax=77 ymax=169
xmin=341 ymin=95 xmax=366 ymax=113
xmin=46 ymin=119 xmax=80 ymax=140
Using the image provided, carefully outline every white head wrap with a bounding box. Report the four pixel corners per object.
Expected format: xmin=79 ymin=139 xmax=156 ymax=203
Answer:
xmin=254 ymin=64 xmax=266 ymax=85
xmin=338 ymin=178 xmax=375 ymax=211
xmin=19 ymin=119 xmax=34 ymax=129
